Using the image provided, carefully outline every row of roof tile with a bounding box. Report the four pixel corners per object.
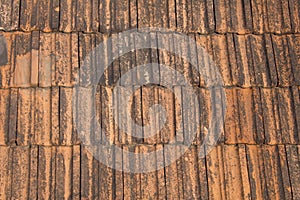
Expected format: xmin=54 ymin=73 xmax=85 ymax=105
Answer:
xmin=0 ymin=32 xmax=299 ymax=88
xmin=0 ymin=144 xmax=299 ymax=199
xmin=0 ymin=0 xmax=299 ymax=34
xmin=0 ymin=86 xmax=299 ymax=146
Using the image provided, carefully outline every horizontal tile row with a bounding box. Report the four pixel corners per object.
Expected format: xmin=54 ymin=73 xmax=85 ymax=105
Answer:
xmin=0 ymin=0 xmax=299 ymax=34
xmin=0 ymin=86 xmax=299 ymax=146
xmin=0 ymin=32 xmax=299 ymax=88
xmin=0 ymin=144 xmax=299 ymax=199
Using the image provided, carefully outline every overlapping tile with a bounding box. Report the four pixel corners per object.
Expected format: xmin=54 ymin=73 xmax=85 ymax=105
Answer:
xmin=0 ymin=0 xmax=298 ymax=33
xmin=1 ymin=32 xmax=300 ymax=88
xmin=0 ymin=1 xmax=300 ymax=199
xmin=0 ymin=86 xmax=299 ymax=146
xmin=0 ymin=144 xmax=298 ymax=198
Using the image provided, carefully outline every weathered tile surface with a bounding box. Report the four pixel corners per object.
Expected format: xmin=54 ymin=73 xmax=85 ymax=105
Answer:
xmin=0 ymin=1 xmax=300 ymax=199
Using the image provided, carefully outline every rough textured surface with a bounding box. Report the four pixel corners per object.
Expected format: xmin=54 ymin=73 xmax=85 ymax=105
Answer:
xmin=0 ymin=0 xmax=299 ymax=199
xmin=0 ymin=0 xmax=298 ymax=34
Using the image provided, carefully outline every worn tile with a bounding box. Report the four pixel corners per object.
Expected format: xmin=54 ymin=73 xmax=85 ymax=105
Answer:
xmin=272 ymin=35 xmax=294 ymax=86
xmin=277 ymin=88 xmax=298 ymax=144
xmin=123 ymin=145 xmax=141 ymax=199
xmin=233 ymin=34 xmax=255 ymax=87
xmin=51 ymin=87 xmax=60 ymax=145
xmin=0 ymin=146 xmax=12 ymax=199
xmin=214 ymin=0 xmax=230 ymax=33
xmin=38 ymin=146 xmax=54 ymax=199
xmin=11 ymin=33 xmax=31 ymax=87
xmin=223 ymin=145 xmax=251 ymax=199
xmin=55 ymin=146 xmax=73 ymax=199
xmin=17 ymin=88 xmax=35 ymax=145
xmin=76 ymin=0 xmax=98 ymax=32
xmin=51 ymin=0 xmax=60 ymax=30
xmin=289 ymin=0 xmax=300 ymax=33
xmin=39 ymin=32 xmax=55 ymax=87
xmin=142 ymin=86 xmax=160 ymax=144
xmin=0 ymin=33 xmax=14 ymax=88
xmin=278 ymin=145 xmax=293 ymax=199
xmin=0 ymin=89 xmax=10 ymax=145
xmin=286 ymin=145 xmax=300 ymax=199
xmin=8 ymin=88 xmax=18 ymax=144
xmin=225 ymin=88 xmax=240 ymax=144
xmin=236 ymin=88 xmax=256 ymax=144
xmin=175 ymin=0 xmax=191 ymax=32
xmin=35 ymin=88 xmax=51 ymax=145
xmin=139 ymin=145 xmax=158 ymax=199
xmin=261 ymin=88 xmax=281 ymax=144
xmin=0 ymin=0 xmax=20 ymax=30
xmin=287 ymin=35 xmax=300 ymax=85
xmin=246 ymin=145 xmax=268 ymax=199
xmin=11 ymin=146 xmax=30 ymax=199
xmin=164 ymin=144 xmax=183 ymax=199
xmin=173 ymin=86 xmax=184 ymax=143
xmin=55 ymin=33 xmax=73 ymax=86
xmin=101 ymin=86 xmax=115 ymax=144
xmin=191 ymin=0 xmax=209 ymax=33
xmin=211 ymin=34 xmax=232 ymax=86
xmin=99 ymin=146 xmax=114 ymax=199
xmin=181 ymin=146 xmax=200 ymax=199
xmin=59 ymin=87 xmax=74 ymax=145
xmin=59 ymin=0 xmax=76 ymax=32
xmin=72 ymin=145 xmax=81 ymax=199
xmin=262 ymin=145 xmax=286 ymax=199
xmin=81 ymin=146 xmax=97 ymax=199
xmin=251 ymin=0 xmax=267 ymax=33
xmin=252 ymin=88 xmax=265 ymax=143
xmin=206 ymin=145 xmax=226 ymax=199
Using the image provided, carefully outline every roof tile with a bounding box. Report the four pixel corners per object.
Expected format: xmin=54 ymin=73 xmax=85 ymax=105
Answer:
xmin=251 ymin=0 xmax=267 ymax=34
xmin=59 ymin=87 xmax=74 ymax=145
xmin=181 ymin=146 xmax=201 ymax=199
xmin=123 ymin=145 xmax=141 ymax=199
xmin=261 ymin=88 xmax=281 ymax=144
xmin=223 ymin=145 xmax=249 ymax=199
xmin=55 ymin=146 xmax=73 ymax=199
xmin=11 ymin=146 xmax=30 ymax=199
xmin=59 ymin=0 xmax=76 ymax=32
xmin=0 ymin=89 xmax=10 ymax=144
xmin=286 ymin=145 xmax=300 ymax=198
xmin=0 ymin=146 xmax=12 ymax=199
xmin=246 ymin=145 xmax=269 ymax=199
xmin=278 ymin=145 xmax=293 ymax=199
xmin=0 ymin=0 xmax=20 ymax=31
xmin=8 ymin=88 xmax=18 ymax=145
xmin=81 ymin=146 xmax=96 ymax=199
xmin=262 ymin=145 xmax=286 ymax=199
xmin=35 ymin=88 xmax=51 ymax=145
xmin=277 ymin=88 xmax=299 ymax=144
xmin=37 ymin=146 xmax=54 ymax=199
xmin=289 ymin=0 xmax=300 ymax=33
xmin=17 ymin=88 xmax=35 ymax=145
xmin=206 ymin=145 xmax=226 ymax=199
xmin=272 ymin=35 xmax=295 ymax=86
xmin=164 ymin=144 xmax=183 ymax=199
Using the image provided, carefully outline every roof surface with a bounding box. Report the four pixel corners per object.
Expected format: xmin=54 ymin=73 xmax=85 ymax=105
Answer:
xmin=0 ymin=0 xmax=300 ymax=199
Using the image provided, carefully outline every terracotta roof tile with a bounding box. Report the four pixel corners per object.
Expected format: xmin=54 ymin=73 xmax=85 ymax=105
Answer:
xmin=0 ymin=89 xmax=10 ymax=144
xmin=1 ymin=32 xmax=300 ymax=88
xmin=1 ymin=1 xmax=300 ymax=199
xmin=0 ymin=86 xmax=300 ymax=146
xmin=0 ymin=0 xmax=299 ymax=33
xmin=0 ymin=145 xmax=298 ymax=198
xmin=0 ymin=0 xmax=20 ymax=31
xmin=272 ymin=35 xmax=295 ymax=86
